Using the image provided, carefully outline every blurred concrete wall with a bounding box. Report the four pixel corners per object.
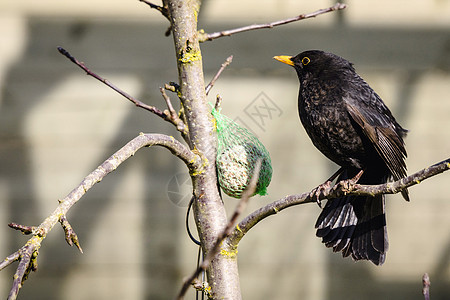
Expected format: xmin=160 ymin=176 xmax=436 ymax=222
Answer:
xmin=0 ymin=1 xmax=449 ymax=299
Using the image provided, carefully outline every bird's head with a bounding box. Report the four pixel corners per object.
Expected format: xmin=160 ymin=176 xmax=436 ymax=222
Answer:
xmin=274 ymin=50 xmax=352 ymax=79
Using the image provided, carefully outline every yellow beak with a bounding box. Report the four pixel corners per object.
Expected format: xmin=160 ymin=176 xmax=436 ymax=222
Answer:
xmin=273 ymin=55 xmax=294 ymax=66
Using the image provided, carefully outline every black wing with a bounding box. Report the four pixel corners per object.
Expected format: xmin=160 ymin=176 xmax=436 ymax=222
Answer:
xmin=344 ymin=84 xmax=409 ymax=200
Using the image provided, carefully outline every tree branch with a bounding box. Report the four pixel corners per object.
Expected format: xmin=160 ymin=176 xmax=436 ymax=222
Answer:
xmin=57 ymin=47 xmax=188 ymax=135
xmin=139 ymin=0 xmax=169 ymax=20
xmin=1 ymin=133 xmax=201 ymax=299
xmin=159 ymin=87 xmax=189 ymax=139
xmin=227 ymin=157 xmax=450 ymax=247
xmin=138 ymin=0 xmax=172 ymax=36
xmin=422 ymin=273 xmax=430 ymax=300
xmin=205 ymin=55 xmax=233 ymax=96
xmin=198 ymin=3 xmax=347 ymax=42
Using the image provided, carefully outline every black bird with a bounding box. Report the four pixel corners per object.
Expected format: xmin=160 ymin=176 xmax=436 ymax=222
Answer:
xmin=274 ymin=50 xmax=409 ymax=265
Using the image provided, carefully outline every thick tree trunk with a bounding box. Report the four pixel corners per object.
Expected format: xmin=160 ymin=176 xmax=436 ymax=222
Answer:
xmin=163 ymin=0 xmax=242 ymax=298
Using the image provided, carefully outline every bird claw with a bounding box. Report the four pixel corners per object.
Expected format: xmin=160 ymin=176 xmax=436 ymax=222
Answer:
xmin=351 ymin=169 xmax=364 ymax=183
xmin=309 ymin=181 xmax=332 ymax=208
xmin=310 ymin=170 xmax=363 ymax=207
xmin=336 ymin=169 xmax=364 ymax=194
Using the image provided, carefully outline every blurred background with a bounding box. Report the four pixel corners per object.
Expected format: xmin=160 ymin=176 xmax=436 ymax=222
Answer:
xmin=0 ymin=0 xmax=449 ymax=299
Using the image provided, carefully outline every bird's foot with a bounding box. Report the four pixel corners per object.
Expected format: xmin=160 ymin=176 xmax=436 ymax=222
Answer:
xmin=309 ymin=181 xmax=333 ymax=208
xmin=337 ymin=169 xmax=364 ymax=194
xmin=311 ymin=167 xmax=345 ymax=208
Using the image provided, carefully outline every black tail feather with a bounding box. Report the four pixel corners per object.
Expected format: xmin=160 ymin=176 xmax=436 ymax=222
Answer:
xmin=315 ymin=169 xmax=388 ymax=265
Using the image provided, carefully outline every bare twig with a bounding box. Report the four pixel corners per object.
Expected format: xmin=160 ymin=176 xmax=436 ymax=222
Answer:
xmin=138 ymin=0 xmax=172 ymax=36
xmin=160 ymin=87 xmax=177 ymax=117
xmin=0 ymin=252 xmax=19 ymax=271
xmin=198 ymin=3 xmax=347 ymax=42
xmin=59 ymin=215 xmax=83 ymax=253
xmin=162 ymin=82 xmax=190 ymax=142
xmin=422 ymin=273 xmax=430 ymax=300
xmin=159 ymin=87 xmax=188 ymax=137
xmin=1 ymin=133 xmax=202 ymax=300
xmin=57 ymin=47 xmax=188 ymax=134
xmin=205 ymin=55 xmax=233 ymax=95
xmin=8 ymin=223 xmax=37 ymax=235
xmin=176 ymin=161 xmax=262 ymax=300
xmin=228 ymin=157 xmax=450 ymax=247
xmin=139 ymin=0 xmax=169 ymax=19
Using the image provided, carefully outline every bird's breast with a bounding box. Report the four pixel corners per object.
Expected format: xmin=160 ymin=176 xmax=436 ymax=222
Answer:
xmin=298 ymin=83 xmax=366 ymax=169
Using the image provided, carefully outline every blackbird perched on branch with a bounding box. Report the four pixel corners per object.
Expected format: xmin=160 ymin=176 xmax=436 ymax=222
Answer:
xmin=274 ymin=50 xmax=409 ymax=265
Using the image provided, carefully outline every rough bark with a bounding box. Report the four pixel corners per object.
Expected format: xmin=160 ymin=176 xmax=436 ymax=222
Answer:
xmin=163 ymin=0 xmax=242 ymax=298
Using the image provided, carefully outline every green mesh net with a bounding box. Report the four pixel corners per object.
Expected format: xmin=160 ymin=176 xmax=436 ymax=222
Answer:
xmin=212 ymin=107 xmax=272 ymax=198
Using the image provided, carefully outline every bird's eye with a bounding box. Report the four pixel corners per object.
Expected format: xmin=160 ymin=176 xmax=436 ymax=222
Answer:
xmin=302 ymin=57 xmax=310 ymax=66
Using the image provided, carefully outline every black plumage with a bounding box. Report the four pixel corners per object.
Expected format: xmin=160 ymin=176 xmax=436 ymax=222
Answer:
xmin=274 ymin=50 xmax=409 ymax=265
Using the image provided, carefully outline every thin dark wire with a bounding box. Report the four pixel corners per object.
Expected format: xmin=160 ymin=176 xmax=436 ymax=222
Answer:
xmin=188 ymin=197 xmax=206 ymax=299
xmin=196 ymin=246 xmax=202 ymax=300
xmin=186 ymin=196 xmax=201 ymax=245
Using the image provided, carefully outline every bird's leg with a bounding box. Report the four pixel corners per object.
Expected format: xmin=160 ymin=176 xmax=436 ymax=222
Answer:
xmin=310 ymin=167 xmax=344 ymax=208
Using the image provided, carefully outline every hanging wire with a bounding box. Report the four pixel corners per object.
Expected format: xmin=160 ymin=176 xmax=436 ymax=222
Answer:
xmin=186 ymin=196 xmax=207 ymax=299
xmin=186 ymin=196 xmax=201 ymax=246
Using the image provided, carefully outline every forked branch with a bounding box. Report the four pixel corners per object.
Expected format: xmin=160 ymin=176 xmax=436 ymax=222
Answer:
xmin=1 ymin=237 xmax=40 ymax=300
xmin=1 ymin=133 xmax=201 ymax=300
